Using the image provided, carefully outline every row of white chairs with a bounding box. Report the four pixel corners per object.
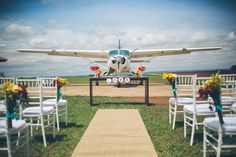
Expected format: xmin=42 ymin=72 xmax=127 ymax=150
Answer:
xmin=168 ymin=74 xmax=236 ymax=157
xmin=0 ymin=77 xmax=68 ymax=156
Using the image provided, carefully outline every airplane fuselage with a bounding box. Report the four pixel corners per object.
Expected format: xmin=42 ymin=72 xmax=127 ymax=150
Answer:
xmin=106 ymin=50 xmax=131 ymax=74
xmin=107 ymin=54 xmax=131 ymax=74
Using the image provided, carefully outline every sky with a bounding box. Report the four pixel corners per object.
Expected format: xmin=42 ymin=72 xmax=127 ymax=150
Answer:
xmin=0 ymin=0 xmax=236 ymax=76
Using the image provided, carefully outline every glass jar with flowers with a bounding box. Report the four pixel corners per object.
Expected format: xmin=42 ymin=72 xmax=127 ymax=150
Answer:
xmin=0 ymin=81 xmax=28 ymax=128
xmin=162 ymin=72 xmax=177 ymax=98
xmin=55 ymin=78 xmax=67 ymax=102
xmin=198 ymin=74 xmax=224 ymax=125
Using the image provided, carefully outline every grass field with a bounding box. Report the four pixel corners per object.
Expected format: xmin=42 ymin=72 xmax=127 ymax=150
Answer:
xmin=2 ymin=96 xmax=236 ymax=157
xmin=6 ymin=96 xmax=205 ymax=157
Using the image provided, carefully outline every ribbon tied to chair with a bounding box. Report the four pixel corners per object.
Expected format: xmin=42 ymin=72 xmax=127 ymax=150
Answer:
xmin=215 ymin=104 xmax=222 ymax=112
xmin=172 ymin=88 xmax=177 ymax=94
xmin=56 ymin=90 xmax=63 ymax=99
xmin=5 ymin=111 xmax=20 ymax=120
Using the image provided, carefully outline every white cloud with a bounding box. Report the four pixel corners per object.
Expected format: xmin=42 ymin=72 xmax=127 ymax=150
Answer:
xmin=1 ymin=23 xmax=236 ymax=76
xmin=1 ymin=23 xmax=37 ymax=40
xmin=228 ymin=31 xmax=236 ymax=41
xmin=0 ymin=43 xmax=6 ymax=47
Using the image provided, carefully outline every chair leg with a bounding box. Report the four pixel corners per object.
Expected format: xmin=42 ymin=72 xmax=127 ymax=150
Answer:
xmin=56 ymin=106 xmax=60 ymax=131
xmin=190 ymin=114 xmax=196 ymax=146
xmin=169 ymin=102 xmax=172 ymax=124
xmin=216 ymin=131 xmax=222 ymax=157
xmin=53 ymin=112 xmax=56 ymax=139
xmin=195 ymin=118 xmax=199 ymax=130
xmin=172 ymin=104 xmax=177 ymax=130
xmin=6 ymin=134 xmax=12 ymax=157
xmin=36 ymin=117 xmax=40 ymax=130
xmin=65 ymin=104 xmax=68 ymax=126
xmin=41 ymin=116 xmax=47 ymax=147
xmin=26 ymin=127 xmax=30 ymax=157
xmin=30 ymin=118 xmax=33 ymax=137
xmin=203 ymin=126 xmax=207 ymax=157
xmin=184 ymin=111 xmax=187 ymax=138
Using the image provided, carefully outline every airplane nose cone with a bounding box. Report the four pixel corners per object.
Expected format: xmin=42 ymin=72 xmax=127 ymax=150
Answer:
xmin=116 ymin=56 xmax=125 ymax=64
xmin=112 ymin=60 xmax=116 ymax=64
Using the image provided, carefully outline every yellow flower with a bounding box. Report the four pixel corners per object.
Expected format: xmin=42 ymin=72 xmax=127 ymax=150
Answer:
xmin=57 ymin=78 xmax=67 ymax=87
xmin=162 ymin=73 xmax=177 ymax=80
xmin=162 ymin=73 xmax=168 ymax=79
xmin=135 ymin=69 xmax=141 ymax=75
xmin=96 ymin=69 xmax=102 ymax=75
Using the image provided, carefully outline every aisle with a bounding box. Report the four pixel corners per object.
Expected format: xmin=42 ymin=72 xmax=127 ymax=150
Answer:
xmin=72 ymin=109 xmax=158 ymax=157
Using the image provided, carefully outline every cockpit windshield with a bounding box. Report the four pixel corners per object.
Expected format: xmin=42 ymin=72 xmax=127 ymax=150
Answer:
xmin=108 ymin=50 xmax=130 ymax=57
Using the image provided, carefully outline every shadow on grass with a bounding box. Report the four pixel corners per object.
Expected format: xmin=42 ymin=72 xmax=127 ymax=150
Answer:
xmin=33 ymin=134 xmax=66 ymax=143
xmin=91 ymin=101 xmax=155 ymax=106
xmin=114 ymin=84 xmax=143 ymax=88
xmin=174 ymin=121 xmax=184 ymax=128
xmin=59 ymin=122 xmax=84 ymax=129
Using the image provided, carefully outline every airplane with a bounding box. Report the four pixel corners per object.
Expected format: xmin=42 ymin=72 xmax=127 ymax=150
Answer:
xmin=17 ymin=40 xmax=221 ymax=75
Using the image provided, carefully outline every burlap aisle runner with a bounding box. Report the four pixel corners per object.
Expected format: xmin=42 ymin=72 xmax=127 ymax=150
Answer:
xmin=72 ymin=109 xmax=158 ymax=157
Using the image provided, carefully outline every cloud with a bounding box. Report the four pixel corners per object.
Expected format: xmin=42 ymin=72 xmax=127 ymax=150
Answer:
xmin=0 ymin=43 xmax=6 ymax=47
xmin=43 ymin=19 xmax=62 ymax=27
xmin=227 ymin=31 xmax=236 ymax=41
xmin=0 ymin=23 xmax=37 ymax=40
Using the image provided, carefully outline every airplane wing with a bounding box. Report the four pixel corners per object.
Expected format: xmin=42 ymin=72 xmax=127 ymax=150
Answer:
xmin=17 ymin=49 xmax=108 ymax=59
xmin=130 ymin=47 xmax=221 ymax=58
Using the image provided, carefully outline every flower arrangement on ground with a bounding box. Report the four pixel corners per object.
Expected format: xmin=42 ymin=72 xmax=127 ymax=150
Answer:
xmin=0 ymin=81 xmax=28 ymax=128
xmin=162 ymin=72 xmax=177 ymax=98
xmin=55 ymin=77 xmax=67 ymax=102
xmin=134 ymin=66 xmax=146 ymax=77
xmin=198 ymin=73 xmax=224 ymax=124
xmin=90 ymin=66 xmax=102 ymax=77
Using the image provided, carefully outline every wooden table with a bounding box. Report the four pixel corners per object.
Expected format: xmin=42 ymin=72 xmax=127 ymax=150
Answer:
xmin=89 ymin=77 xmax=149 ymax=105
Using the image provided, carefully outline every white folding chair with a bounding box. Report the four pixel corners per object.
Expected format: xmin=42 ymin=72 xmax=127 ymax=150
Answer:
xmin=169 ymin=75 xmax=196 ymax=129
xmin=0 ymin=118 xmax=29 ymax=157
xmin=16 ymin=78 xmax=55 ymax=147
xmin=183 ymin=76 xmax=216 ymax=146
xmin=203 ymin=116 xmax=236 ymax=157
xmin=40 ymin=77 xmax=68 ymax=131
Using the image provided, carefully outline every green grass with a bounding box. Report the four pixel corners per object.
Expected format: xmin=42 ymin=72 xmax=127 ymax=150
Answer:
xmin=3 ymin=96 xmax=235 ymax=157
xmin=64 ymin=76 xmax=90 ymax=84
xmin=64 ymin=74 xmax=167 ymax=84
xmin=7 ymin=96 xmax=204 ymax=157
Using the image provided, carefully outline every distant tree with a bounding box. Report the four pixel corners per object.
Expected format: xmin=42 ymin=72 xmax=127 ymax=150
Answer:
xmin=230 ymin=65 xmax=236 ymax=70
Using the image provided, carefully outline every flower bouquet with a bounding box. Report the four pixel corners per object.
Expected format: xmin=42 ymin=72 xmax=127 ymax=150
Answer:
xmin=55 ymin=78 xmax=67 ymax=102
xmin=0 ymin=81 xmax=28 ymax=128
xmin=162 ymin=73 xmax=177 ymax=98
xmin=134 ymin=66 xmax=146 ymax=77
xmin=90 ymin=66 xmax=102 ymax=77
xmin=198 ymin=74 xmax=224 ymax=125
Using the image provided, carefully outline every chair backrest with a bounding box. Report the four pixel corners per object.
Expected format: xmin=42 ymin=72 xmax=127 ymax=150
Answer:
xmin=175 ymin=75 xmax=196 ymax=98
xmin=220 ymin=74 xmax=236 ymax=97
xmin=0 ymin=77 xmax=15 ymax=85
xmin=16 ymin=78 xmax=43 ymax=112
xmin=40 ymin=77 xmax=57 ymax=100
xmin=219 ymin=74 xmax=236 ymax=84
